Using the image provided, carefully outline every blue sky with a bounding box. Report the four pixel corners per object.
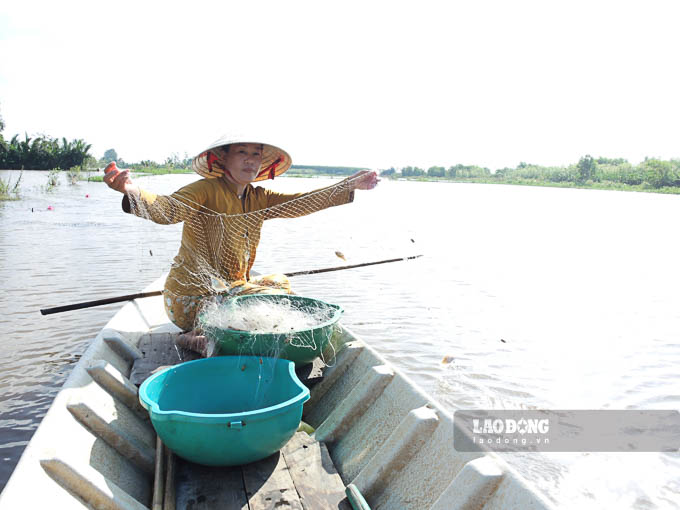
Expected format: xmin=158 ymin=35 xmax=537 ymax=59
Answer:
xmin=1 ymin=0 xmax=678 ymax=170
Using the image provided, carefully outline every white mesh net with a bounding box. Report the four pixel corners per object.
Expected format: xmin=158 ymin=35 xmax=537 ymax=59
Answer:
xmin=199 ymin=297 xmax=334 ymax=334
xmin=196 ymin=295 xmax=342 ymax=364
xmin=129 ymin=177 xmax=355 ymax=299
xmin=128 ymin=175 xmax=360 ymax=361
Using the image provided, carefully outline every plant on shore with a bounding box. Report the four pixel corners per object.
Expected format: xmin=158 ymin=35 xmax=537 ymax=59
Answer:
xmin=0 ymin=171 xmax=22 ymax=200
xmin=45 ymin=168 xmax=60 ymax=192
xmin=67 ymin=165 xmax=81 ymax=184
xmin=119 ymin=152 xmax=192 ymax=173
xmin=74 ymin=157 xmax=103 ymax=182
xmin=288 ymin=165 xmax=367 ymax=176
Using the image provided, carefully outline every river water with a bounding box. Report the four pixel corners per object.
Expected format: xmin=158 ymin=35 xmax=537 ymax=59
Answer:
xmin=1 ymin=170 xmax=678 ymax=508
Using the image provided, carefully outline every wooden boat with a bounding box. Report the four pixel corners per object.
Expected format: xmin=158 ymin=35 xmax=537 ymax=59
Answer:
xmin=0 ymin=275 xmax=555 ymax=509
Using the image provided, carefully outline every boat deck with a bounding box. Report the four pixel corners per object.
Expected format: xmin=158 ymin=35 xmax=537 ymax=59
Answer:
xmin=166 ymin=432 xmax=350 ymax=510
xmin=135 ymin=332 xmax=350 ymax=510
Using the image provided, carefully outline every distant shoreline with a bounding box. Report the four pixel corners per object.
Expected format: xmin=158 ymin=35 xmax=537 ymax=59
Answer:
xmin=285 ymin=171 xmax=680 ymax=194
xmin=5 ymin=167 xmax=679 ymax=195
xmin=377 ymin=176 xmax=680 ymax=194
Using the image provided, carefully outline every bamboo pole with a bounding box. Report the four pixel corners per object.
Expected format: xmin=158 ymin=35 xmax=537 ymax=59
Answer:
xmin=39 ymin=255 xmax=423 ymax=315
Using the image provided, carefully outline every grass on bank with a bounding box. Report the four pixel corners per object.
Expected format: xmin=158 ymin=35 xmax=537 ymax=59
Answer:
xmin=0 ymin=171 xmax=22 ymax=201
xmin=378 ymin=157 xmax=680 ymax=195
xmin=390 ymin=176 xmax=680 ymax=194
xmin=61 ymin=165 xmax=191 ymax=183
xmin=135 ymin=167 xmax=193 ymax=175
xmin=44 ymin=169 xmax=61 ymax=192
xmin=1 ymin=165 xmax=185 ymax=199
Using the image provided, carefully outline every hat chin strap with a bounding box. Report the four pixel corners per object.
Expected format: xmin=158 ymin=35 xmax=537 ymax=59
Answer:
xmin=257 ymin=157 xmax=283 ymax=180
xmin=206 ymin=151 xmax=224 ymax=176
xmin=206 ymin=150 xmax=239 ymax=182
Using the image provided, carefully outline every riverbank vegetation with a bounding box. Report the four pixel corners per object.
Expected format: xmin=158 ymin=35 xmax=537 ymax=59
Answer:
xmin=378 ymin=156 xmax=680 ymax=193
xmin=3 ymin=119 xmax=676 ymax=195
xmin=0 ymin=171 xmax=22 ymax=200
xmin=44 ymin=169 xmax=60 ymax=192
xmin=0 ymin=134 xmax=93 ymax=170
xmin=120 ymin=157 xmax=680 ymax=194
xmin=287 ymin=165 xmax=367 ymax=177
xmin=104 ymin=150 xmax=193 ymax=173
xmin=132 ymin=166 xmax=193 ymax=176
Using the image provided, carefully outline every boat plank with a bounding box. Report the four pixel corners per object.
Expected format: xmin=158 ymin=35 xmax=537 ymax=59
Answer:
xmin=282 ymin=433 xmax=351 ymax=510
xmin=174 ymin=458 xmax=248 ymax=510
xmin=130 ymin=332 xmax=199 ymax=386
xmin=242 ymin=451 xmax=303 ymax=509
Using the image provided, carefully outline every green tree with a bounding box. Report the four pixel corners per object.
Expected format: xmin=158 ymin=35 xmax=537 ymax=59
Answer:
xmin=596 ymin=157 xmax=628 ymax=165
xmin=165 ymin=153 xmax=182 ymax=168
xmin=641 ymin=159 xmax=674 ymax=188
xmin=0 ymin=133 xmax=91 ymax=170
xmin=427 ymin=166 xmax=446 ymax=177
xmin=577 ymin=155 xmax=596 ymax=182
xmin=103 ymin=148 xmax=118 ymax=163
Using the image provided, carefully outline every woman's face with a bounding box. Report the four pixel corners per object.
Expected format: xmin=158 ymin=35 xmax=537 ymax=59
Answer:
xmin=219 ymin=143 xmax=264 ymax=186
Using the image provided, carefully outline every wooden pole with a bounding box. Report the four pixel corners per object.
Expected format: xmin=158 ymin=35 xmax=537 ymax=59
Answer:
xmin=284 ymin=255 xmax=423 ymax=277
xmin=39 ymin=255 xmax=423 ymax=315
xmin=40 ymin=291 xmax=163 ymax=315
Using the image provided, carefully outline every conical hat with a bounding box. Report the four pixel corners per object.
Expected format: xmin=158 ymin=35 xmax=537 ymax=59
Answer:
xmin=192 ymin=135 xmax=292 ymax=182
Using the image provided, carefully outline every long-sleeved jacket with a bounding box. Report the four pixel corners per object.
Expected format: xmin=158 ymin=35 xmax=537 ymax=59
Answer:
xmin=124 ymin=177 xmax=354 ymax=297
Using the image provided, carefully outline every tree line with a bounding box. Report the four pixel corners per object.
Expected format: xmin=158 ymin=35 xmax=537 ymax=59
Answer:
xmin=288 ymin=165 xmax=368 ymax=176
xmin=0 ymin=133 xmax=93 ymax=170
xmin=101 ymin=148 xmax=193 ymax=170
xmin=379 ymin=156 xmax=680 ymax=190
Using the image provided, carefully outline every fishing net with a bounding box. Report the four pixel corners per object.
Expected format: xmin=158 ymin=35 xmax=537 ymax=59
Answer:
xmin=197 ymin=295 xmax=342 ymax=363
xmin=129 ymin=177 xmax=354 ymax=297
xmin=128 ymin=175 xmax=359 ymax=360
xmin=200 ymin=297 xmax=335 ymax=334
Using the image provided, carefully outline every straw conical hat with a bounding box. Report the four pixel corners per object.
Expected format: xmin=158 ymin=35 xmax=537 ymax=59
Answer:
xmin=192 ymin=135 xmax=292 ymax=182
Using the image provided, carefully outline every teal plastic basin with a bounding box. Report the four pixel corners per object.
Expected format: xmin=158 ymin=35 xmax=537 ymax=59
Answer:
xmin=199 ymin=294 xmax=344 ymax=366
xmin=138 ymin=356 xmax=310 ymax=466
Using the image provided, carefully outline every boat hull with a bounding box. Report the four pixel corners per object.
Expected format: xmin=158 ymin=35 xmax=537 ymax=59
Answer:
xmin=0 ymin=275 xmax=555 ymax=510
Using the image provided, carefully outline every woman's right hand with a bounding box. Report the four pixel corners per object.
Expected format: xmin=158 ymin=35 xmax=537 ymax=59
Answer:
xmin=103 ymin=162 xmax=138 ymax=195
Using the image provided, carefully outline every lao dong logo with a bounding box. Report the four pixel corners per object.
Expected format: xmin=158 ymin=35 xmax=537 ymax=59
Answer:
xmin=472 ymin=417 xmax=550 ymax=435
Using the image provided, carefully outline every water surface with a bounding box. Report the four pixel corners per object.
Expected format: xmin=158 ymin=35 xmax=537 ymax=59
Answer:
xmin=1 ymin=170 xmax=678 ymax=508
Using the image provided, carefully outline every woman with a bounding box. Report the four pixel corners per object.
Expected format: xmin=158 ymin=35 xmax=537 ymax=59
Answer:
xmin=104 ymin=135 xmax=378 ymax=354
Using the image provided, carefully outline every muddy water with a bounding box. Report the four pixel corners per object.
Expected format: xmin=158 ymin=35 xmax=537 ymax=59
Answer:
xmin=1 ymin=170 xmax=679 ymax=508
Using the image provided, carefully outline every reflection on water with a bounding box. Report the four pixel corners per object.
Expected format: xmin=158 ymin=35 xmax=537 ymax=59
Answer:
xmin=1 ymin=171 xmax=679 ymax=508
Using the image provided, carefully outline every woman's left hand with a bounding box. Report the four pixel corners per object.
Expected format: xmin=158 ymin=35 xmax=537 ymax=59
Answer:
xmin=349 ymin=170 xmax=379 ymax=191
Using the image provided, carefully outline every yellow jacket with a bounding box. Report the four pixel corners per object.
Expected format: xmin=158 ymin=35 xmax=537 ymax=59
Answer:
xmin=125 ymin=177 xmax=354 ymax=297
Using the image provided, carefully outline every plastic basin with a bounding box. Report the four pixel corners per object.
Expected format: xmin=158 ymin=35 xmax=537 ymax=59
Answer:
xmin=138 ymin=356 xmax=310 ymax=466
xmin=199 ymin=294 xmax=344 ymax=366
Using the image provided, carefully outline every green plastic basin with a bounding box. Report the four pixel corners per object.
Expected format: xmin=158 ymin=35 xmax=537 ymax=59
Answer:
xmin=138 ymin=356 xmax=310 ymax=466
xmin=199 ymin=294 xmax=344 ymax=366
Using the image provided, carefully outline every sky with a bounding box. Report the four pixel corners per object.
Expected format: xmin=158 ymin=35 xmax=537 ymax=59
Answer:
xmin=0 ymin=0 xmax=679 ymax=171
